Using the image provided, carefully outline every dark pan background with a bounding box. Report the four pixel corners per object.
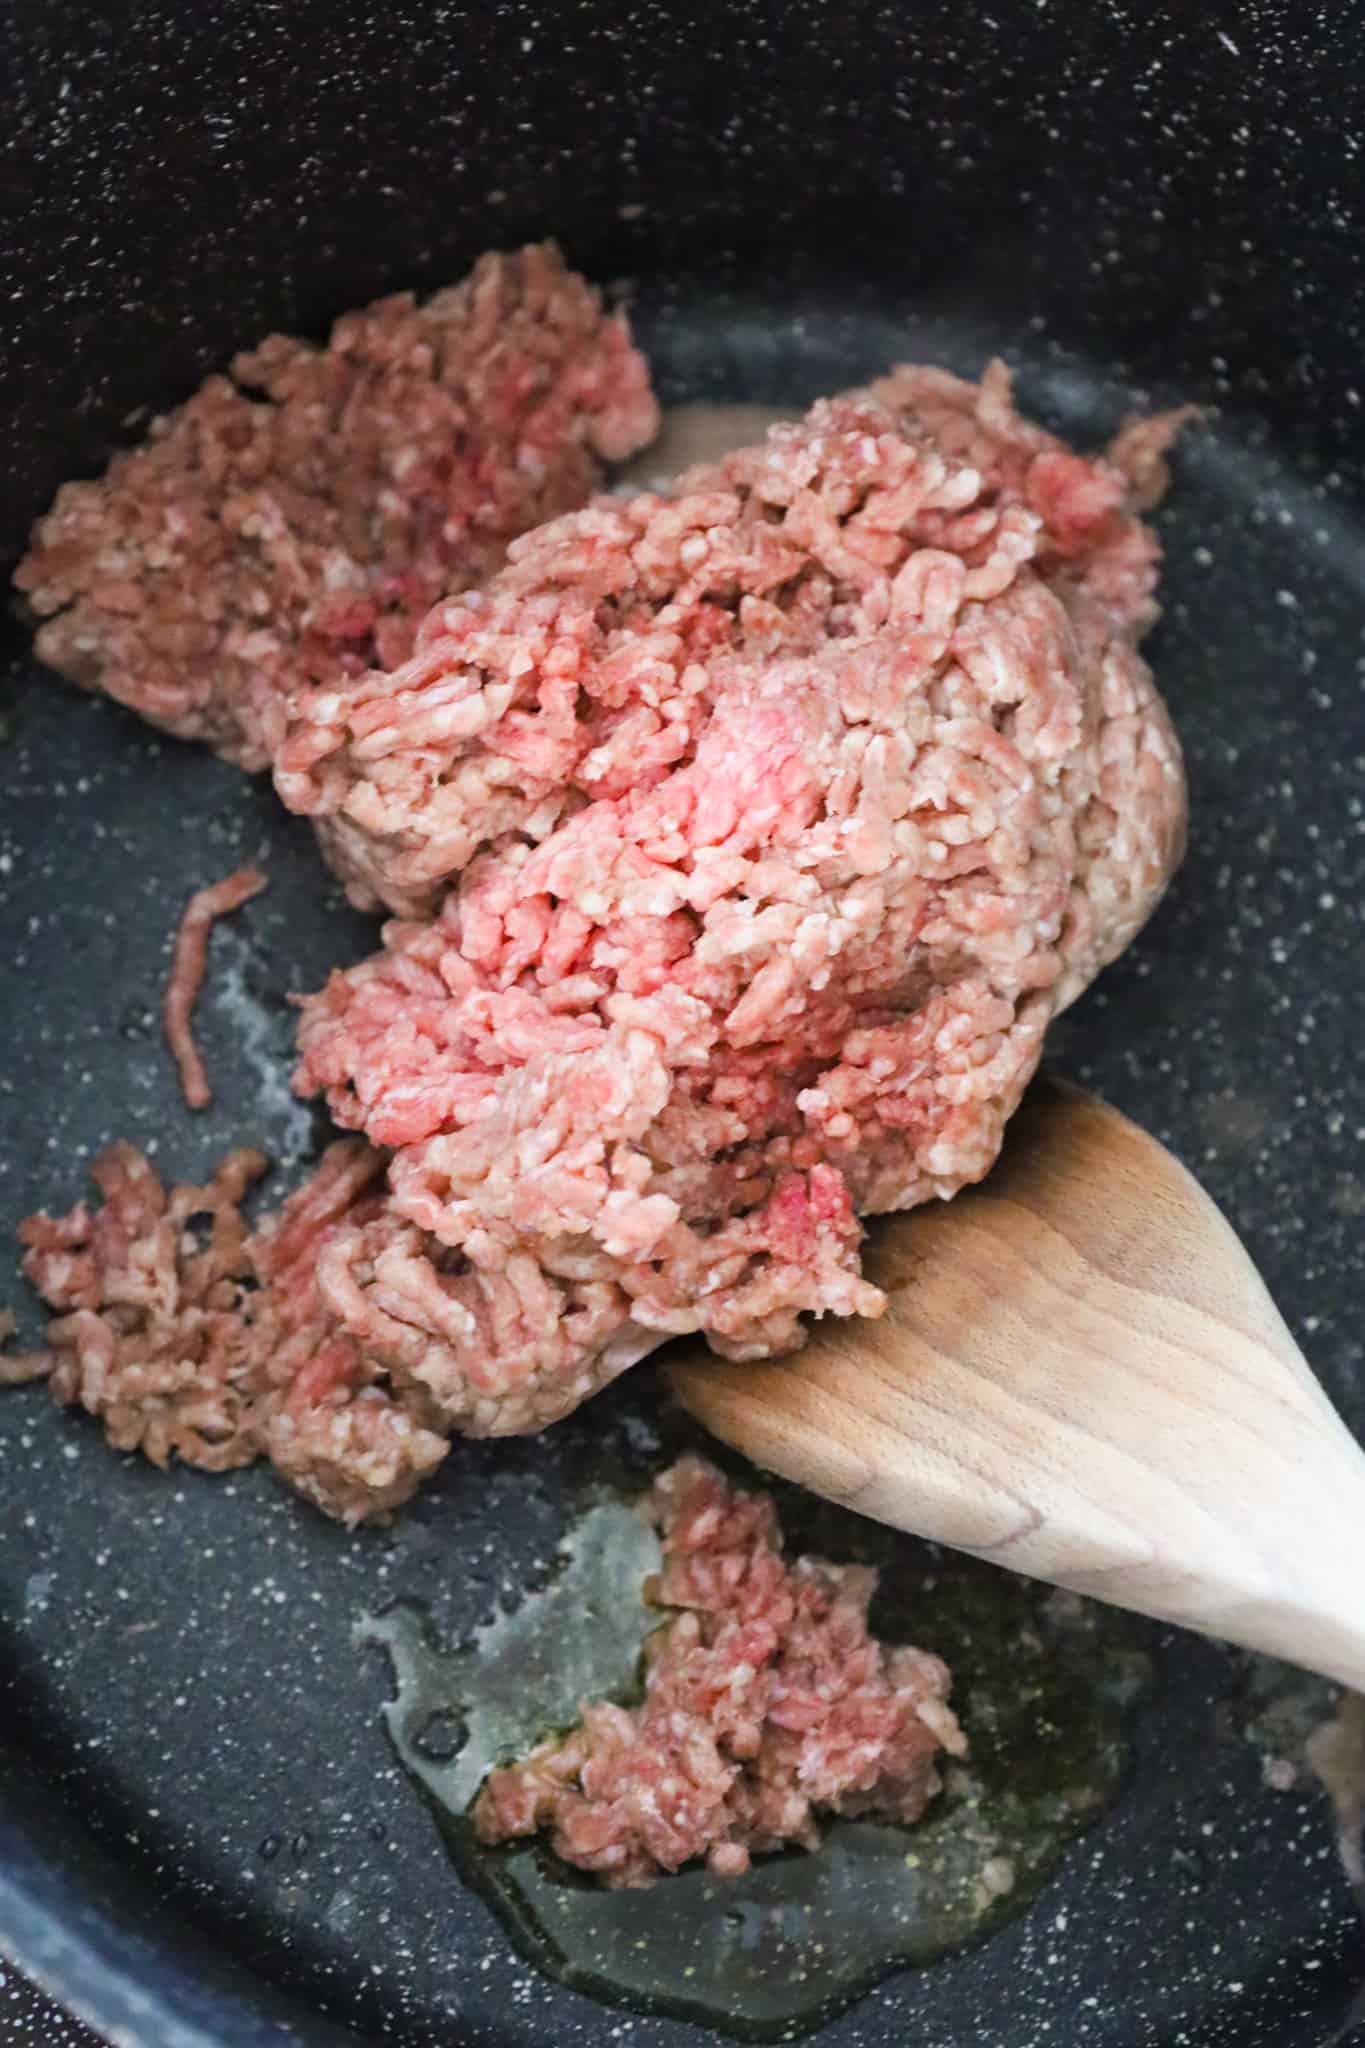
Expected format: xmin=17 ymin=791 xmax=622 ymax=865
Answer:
xmin=2 ymin=3 xmax=1365 ymax=2046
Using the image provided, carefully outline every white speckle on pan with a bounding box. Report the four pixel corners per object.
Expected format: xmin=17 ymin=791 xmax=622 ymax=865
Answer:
xmin=23 ymin=1570 xmax=54 ymax=1616
xmin=208 ymin=926 xmax=314 ymax=1165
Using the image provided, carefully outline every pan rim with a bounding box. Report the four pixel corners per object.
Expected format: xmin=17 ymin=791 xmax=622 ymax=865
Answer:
xmin=0 ymin=1813 xmax=368 ymax=2048
xmin=0 ymin=1870 xmax=232 ymax=2048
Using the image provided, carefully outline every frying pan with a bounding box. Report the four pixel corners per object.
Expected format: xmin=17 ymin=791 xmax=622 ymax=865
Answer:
xmin=2 ymin=2 xmax=1364 ymax=2043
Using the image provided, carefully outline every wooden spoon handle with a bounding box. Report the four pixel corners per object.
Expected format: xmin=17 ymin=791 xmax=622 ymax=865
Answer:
xmin=673 ymin=1085 xmax=1365 ymax=1691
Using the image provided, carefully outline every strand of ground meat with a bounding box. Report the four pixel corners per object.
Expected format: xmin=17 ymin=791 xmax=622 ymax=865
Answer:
xmin=474 ymin=1455 xmax=967 ymax=1886
xmin=15 ymin=244 xmax=658 ymax=771
xmin=13 ymin=1139 xmax=450 ymax=1523
xmin=16 ymin=1144 xmax=270 ymax=1471
xmin=163 ymin=865 xmax=269 ymax=1108
xmin=0 ymin=1308 xmax=51 ymax=1385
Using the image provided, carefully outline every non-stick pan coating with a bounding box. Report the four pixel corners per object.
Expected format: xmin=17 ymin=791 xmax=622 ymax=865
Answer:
xmin=3 ymin=5 xmax=1364 ymax=2045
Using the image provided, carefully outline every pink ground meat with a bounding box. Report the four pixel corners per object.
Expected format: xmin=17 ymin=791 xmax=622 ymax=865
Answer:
xmin=274 ymin=361 xmax=1184 ymax=921
xmin=473 ymin=1454 xmax=966 ymax=1887
xmin=8 ymin=363 xmax=1189 ymax=1522
xmin=14 ymin=1139 xmax=449 ymax=1523
xmin=15 ymin=1144 xmax=271 ymax=1473
xmin=285 ymin=375 xmax=1185 ymax=1440
xmin=163 ymin=865 xmax=269 ymax=1108
xmin=0 ymin=1308 xmax=51 ymax=1385
xmin=15 ymin=244 xmax=658 ymax=770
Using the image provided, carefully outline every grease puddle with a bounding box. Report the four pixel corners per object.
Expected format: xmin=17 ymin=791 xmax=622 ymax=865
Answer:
xmin=362 ymin=1478 xmax=1151 ymax=2039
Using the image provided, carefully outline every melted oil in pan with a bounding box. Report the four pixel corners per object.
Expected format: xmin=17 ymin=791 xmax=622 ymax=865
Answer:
xmin=361 ymin=1475 xmax=1152 ymax=2040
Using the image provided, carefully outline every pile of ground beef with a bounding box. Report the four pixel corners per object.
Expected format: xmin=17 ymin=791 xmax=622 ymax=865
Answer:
xmin=473 ymin=1454 xmax=966 ymax=1886
xmin=15 ymin=1138 xmax=449 ymax=1523
xmin=15 ymin=244 xmax=658 ymax=770
xmin=164 ymin=865 xmax=269 ymax=1108
xmin=273 ymin=361 xmax=1184 ymax=924
xmin=8 ymin=324 xmax=1189 ymax=1524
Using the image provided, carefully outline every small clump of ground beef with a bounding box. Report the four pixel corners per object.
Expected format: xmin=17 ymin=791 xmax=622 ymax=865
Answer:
xmin=473 ymin=1454 xmax=966 ymax=1887
xmin=14 ymin=1139 xmax=449 ymax=1523
xmin=14 ymin=243 xmax=658 ymax=771
xmin=15 ymin=1144 xmax=271 ymax=1473
xmin=163 ymin=864 xmax=269 ymax=1109
xmin=0 ymin=1308 xmax=50 ymax=1385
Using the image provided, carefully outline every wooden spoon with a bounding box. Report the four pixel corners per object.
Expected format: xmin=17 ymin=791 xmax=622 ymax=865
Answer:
xmin=670 ymin=1078 xmax=1365 ymax=1690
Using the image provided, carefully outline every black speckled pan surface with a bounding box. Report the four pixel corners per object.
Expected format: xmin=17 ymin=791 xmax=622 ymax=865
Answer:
xmin=3 ymin=3 xmax=1365 ymax=2044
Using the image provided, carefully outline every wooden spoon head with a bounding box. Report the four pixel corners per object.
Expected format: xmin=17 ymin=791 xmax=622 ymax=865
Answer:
xmin=669 ymin=1079 xmax=1365 ymax=1688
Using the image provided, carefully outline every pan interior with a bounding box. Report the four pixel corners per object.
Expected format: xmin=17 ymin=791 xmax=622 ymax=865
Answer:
xmin=2 ymin=278 xmax=1364 ymax=2048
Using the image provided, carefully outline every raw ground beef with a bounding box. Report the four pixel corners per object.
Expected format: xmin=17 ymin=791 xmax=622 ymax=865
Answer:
xmin=284 ymin=372 xmax=1186 ymax=1441
xmin=8 ymin=358 xmax=1189 ymax=1521
xmin=473 ymin=1454 xmax=966 ymax=1886
xmin=163 ymin=864 xmax=268 ymax=1108
xmin=0 ymin=1308 xmax=50 ymax=1385
xmin=14 ymin=1140 xmax=449 ymax=1523
xmin=14 ymin=244 xmax=658 ymax=770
